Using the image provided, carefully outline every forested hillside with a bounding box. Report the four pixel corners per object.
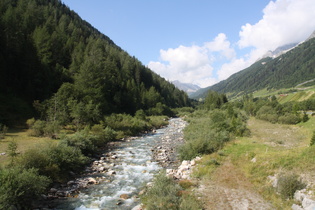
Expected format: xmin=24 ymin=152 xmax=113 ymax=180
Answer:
xmin=191 ymin=36 xmax=315 ymax=99
xmin=0 ymin=0 xmax=190 ymax=126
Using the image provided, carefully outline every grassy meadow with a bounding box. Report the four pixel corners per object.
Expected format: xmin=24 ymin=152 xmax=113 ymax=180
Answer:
xmin=193 ymin=116 xmax=315 ymax=209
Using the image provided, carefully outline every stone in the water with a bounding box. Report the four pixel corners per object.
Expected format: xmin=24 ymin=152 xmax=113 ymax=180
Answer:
xmin=87 ymin=177 xmax=97 ymax=184
xmin=119 ymin=194 xmax=129 ymax=200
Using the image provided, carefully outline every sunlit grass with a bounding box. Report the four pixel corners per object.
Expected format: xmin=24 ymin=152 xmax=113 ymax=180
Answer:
xmin=0 ymin=128 xmax=55 ymax=166
xmin=194 ymin=117 xmax=315 ymax=209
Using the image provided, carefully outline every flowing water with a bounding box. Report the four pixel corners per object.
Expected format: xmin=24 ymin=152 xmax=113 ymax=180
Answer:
xmin=53 ymin=118 xmax=183 ymax=210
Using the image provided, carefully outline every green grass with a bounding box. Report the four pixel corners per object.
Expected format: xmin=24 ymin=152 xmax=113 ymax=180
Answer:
xmin=0 ymin=129 xmax=54 ymax=166
xmin=193 ymin=117 xmax=315 ymax=209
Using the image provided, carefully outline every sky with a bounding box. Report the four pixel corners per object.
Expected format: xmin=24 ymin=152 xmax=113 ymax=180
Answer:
xmin=62 ymin=0 xmax=315 ymax=88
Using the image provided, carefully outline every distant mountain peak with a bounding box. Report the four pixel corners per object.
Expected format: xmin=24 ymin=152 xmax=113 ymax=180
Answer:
xmin=262 ymin=42 xmax=299 ymax=59
xmin=171 ymin=80 xmax=200 ymax=94
xmin=306 ymin=30 xmax=315 ymax=41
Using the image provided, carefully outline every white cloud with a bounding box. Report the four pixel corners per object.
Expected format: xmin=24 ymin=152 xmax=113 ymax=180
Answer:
xmin=218 ymin=0 xmax=315 ymax=82
xmin=239 ymin=0 xmax=315 ymax=51
xmin=149 ymin=0 xmax=315 ymax=88
xmin=148 ymin=33 xmax=235 ymax=88
xmin=205 ymin=33 xmax=236 ymax=59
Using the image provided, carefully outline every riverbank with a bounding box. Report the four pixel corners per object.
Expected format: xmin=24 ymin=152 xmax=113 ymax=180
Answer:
xmin=151 ymin=118 xmax=187 ymax=168
xmin=38 ymin=118 xmax=187 ymax=209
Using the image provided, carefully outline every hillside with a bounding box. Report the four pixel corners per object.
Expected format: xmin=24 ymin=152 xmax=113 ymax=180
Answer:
xmin=191 ymin=35 xmax=315 ymax=100
xmin=0 ymin=0 xmax=190 ymax=126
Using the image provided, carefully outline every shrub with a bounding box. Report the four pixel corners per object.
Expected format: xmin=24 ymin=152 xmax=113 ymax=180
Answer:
xmin=276 ymin=173 xmax=306 ymax=199
xmin=27 ymin=120 xmax=45 ymax=136
xmin=278 ymin=113 xmax=301 ymax=124
xmin=310 ymin=131 xmax=315 ymax=146
xmin=179 ymin=193 xmax=203 ymax=210
xmin=60 ymin=131 xmax=96 ymax=156
xmin=135 ymin=109 xmax=147 ymax=121
xmin=179 ymin=128 xmax=229 ymax=160
xmin=44 ymin=121 xmax=61 ymax=138
xmin=142 ymin=172 xmax=181 ymax=210
xmin=0 ymin=167 xmax=51 ymax=209
xmin=18 ymin=143 xmax=88 ymax=182
xmin=48 ymin=144 xmax=88 ymax=179
xmin=102 ymin=113 xmax=151 ymax=137
xmin=178 ymin=180 xmax=194 ymax=189
xmin=0 ymin=123 xmax=8 ymax=139
xmin=7 ymin=140 xmax=18 ymax=165
xmin=148 ymin=116 xmax=169 ymax=129
xmin=256 ymin=106 xmax=278 ymax=123
xmin=91 ymin=125 xmax=116 ymax=147
xmin=26 ymin=118 xmax=36 ymax=128
xmin=302 ymin=112 xmax=309 ymax=122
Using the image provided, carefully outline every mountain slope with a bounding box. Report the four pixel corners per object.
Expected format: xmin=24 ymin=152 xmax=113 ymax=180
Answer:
xmin=0 ymin=0 xmax=190 ymax=125
xmin=172 ymin=80 xmax=200 ymax=94
xmin=191 ymin=36 xmax=315 ymax=99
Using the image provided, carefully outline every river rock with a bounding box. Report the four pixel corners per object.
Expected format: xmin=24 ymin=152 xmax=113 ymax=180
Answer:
xmin=119 ymin=194 xmax=129 ymax=200
xmin=302 ymin=197 xmax=315 ymax=209
xmin=167 ymin=157 xmax=201 ymax=180
xmin=67 ymin=180 xmax=76 ymax=186
xmin=132 ymin=204 xmax=143 ymax=210
xmin=107 ymin=170 xmax=116 ymax=175
xmin=87 ymin=177 xmax=97 ymax=184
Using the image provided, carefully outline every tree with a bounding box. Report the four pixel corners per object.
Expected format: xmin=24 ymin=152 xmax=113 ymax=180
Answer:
xmin=204 ymin=91 xmax=227 ymax=110
xmin=7 ymin=140 xmax=18 ymax=165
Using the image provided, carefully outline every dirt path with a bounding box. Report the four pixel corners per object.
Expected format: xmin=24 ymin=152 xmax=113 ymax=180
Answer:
xmin=197 ymin=160 xmax=273 ymax=210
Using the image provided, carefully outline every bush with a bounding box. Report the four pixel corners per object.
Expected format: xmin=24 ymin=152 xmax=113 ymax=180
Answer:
xmin=179 ymin=108 xmax=248 ymax=160
xmin=179 ymin=193 xmax=203 ymax=210
xmin=135 ymin=109 xmax=147 ymax=121
xmin=276 ymin=173 xmax=306 ymax=199
xmin=148 ymin=116 xmax=169 ymax=129
xmin=179 ymin=130 xmax=229 ymax=160
xmin=60 ymin=131 xmax=96 ymax=156
xmin=90 ymin=125 xmax=116 ymax=147
xmin=0 ymin=123 xmax=8 ymax=139
xmin=0 ymin=167 xmax=51 ymax=209
xmin=28 ymin=120 xmax=46 ymax=136
xmin=310 ymin=131 xmax=315 ymax=146
xmin=278 ymin=113 xmax=301 ymax=124
xmin=102 ymin=113 xmax=151 ymax=137
xmin=302 ymin=112 xmax=309 ymax=122
xmin=18 ymin=143 xmax=88 ymax=182
xmin=147 ymin=102 xmax=175 ymax=116
xmin=26 ymin=118 xmax=36 ymax=128
xmin=256 ymin=106 xmax=278 ymax=123
xmin=142 ymin=172 xmax=181 ymax=210
xmin=44 ymin=121 xmax=61 ymax=138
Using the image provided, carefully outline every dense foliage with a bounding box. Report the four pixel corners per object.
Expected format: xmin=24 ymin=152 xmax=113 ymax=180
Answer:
xmin=191 ymin=37 xmax=315 ymax=99
xmin=0 ymin=0 xmax=190 ymax=126
xmin=239 ymin=94 xmax=309 ymax=124
xmin=179 ymin=93 xmax=249 ymax=160
xmin=0 ymin=114 xmax=169 ymax=208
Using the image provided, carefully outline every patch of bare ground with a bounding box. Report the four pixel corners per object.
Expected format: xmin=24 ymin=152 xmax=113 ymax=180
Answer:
xmin=247 ymin=118 xmax=307 ymax=148
xmin=197 ymin=160 xmax=273 ymax=210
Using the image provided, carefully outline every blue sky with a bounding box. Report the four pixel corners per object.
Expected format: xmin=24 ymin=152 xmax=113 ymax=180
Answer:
xmin=62 ymin=0 xmax=315 ymax=87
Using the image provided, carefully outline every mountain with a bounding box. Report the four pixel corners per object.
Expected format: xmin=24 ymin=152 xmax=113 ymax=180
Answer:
xmin=306 ymin=30 xmax=315 ymax=41
xmin=191 ymin=33 xmax=315 ymax=100
xmin=171 ymin=80 xmax=200 ymax=94
xmin=0 ymin=0 xmax=190 ymax=125
xmin=262 ymin=42 xmax=299 ymax=59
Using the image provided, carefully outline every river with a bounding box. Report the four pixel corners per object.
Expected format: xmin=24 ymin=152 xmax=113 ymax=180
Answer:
xmin=50 ymin=118 xmax=186 ymax=210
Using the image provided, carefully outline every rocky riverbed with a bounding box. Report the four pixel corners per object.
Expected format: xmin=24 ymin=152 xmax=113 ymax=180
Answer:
xmin=39 ymin=118 xmax=188 ymax=210
xmin=151 ymin=118 xmax=187 ymax=168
